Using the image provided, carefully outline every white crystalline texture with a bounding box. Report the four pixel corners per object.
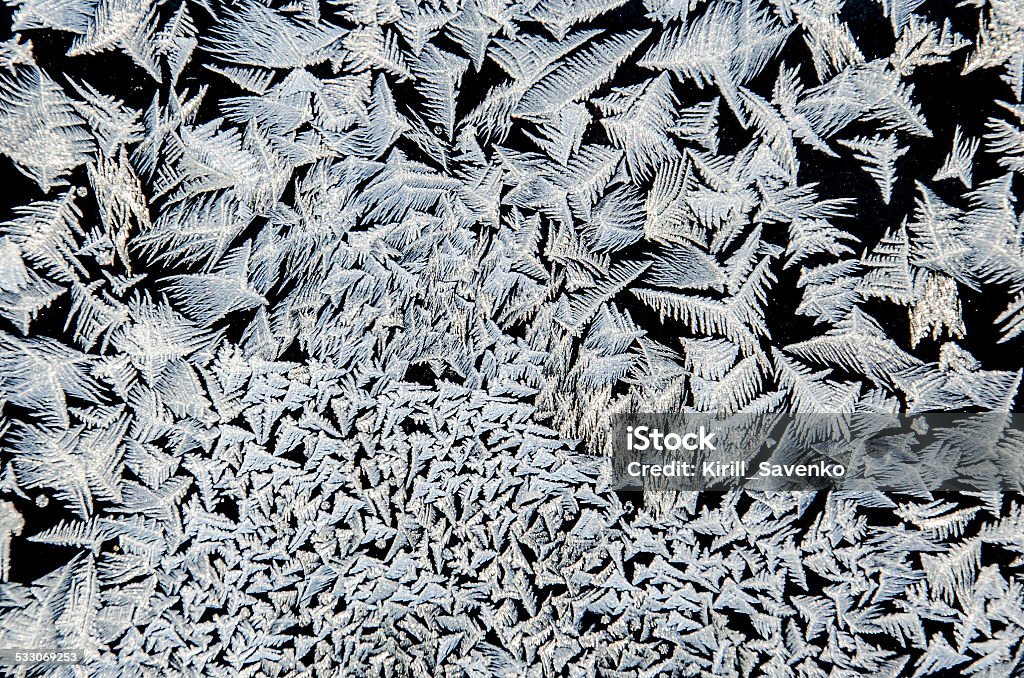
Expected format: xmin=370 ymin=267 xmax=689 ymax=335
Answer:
xmin=0 ymin=0 xmax=1022 ymax=675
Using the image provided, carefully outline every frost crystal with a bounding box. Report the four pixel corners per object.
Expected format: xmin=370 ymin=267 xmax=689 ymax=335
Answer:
xmin=0 ymin=0 xmax=1023 ymax=675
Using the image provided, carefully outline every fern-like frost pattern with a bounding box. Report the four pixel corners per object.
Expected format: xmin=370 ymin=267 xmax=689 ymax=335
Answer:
xmin=0 ymin=0 xmax=1023 ymax=675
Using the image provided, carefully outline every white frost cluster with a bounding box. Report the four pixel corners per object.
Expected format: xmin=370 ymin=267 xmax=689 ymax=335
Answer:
xmin=0 ymin=0 xmax=1023 ymax=675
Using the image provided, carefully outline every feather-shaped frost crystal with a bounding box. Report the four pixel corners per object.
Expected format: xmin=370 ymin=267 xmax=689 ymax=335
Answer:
xmin=0 ymin=0 xmax=1020 ymax=675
